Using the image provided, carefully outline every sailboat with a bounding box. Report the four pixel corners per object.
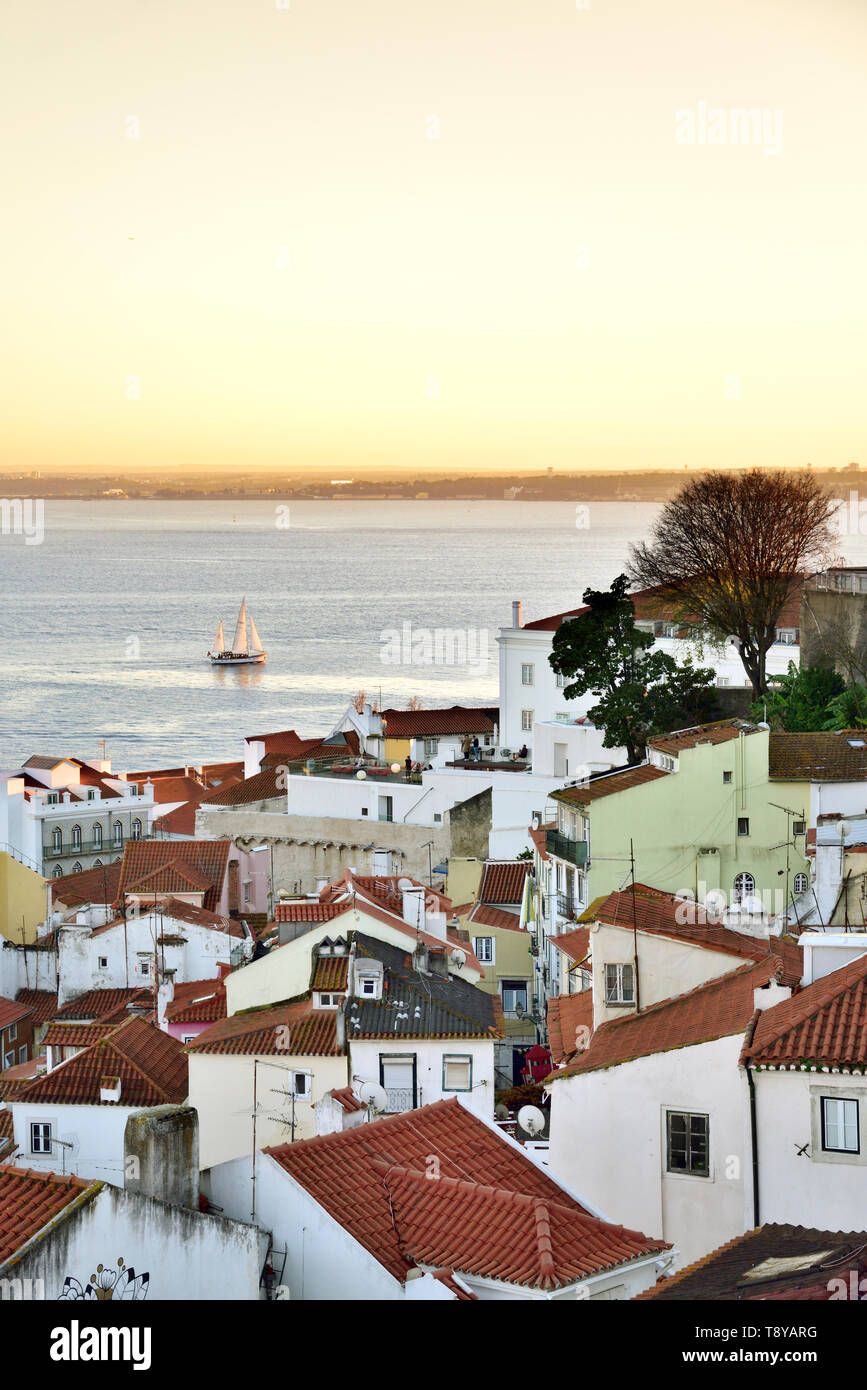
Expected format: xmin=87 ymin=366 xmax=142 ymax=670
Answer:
xmin=207 ymin=597 xmax=267 ymax=665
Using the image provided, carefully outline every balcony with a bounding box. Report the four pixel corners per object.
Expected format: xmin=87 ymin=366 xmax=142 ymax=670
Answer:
xmin=545 ymin=830 xmax=589 ymax=866
xmin=384 ymin=1087 xmax=417 ymax=1113
xmin=43 ymin=835 xmax=138 ymax=860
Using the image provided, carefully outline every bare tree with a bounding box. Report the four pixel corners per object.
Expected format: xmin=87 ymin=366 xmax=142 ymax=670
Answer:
xmin=353 ymin=689 xmax=378 ymax=714
xmin=629 ymin=469 xmax=837 ymax=697
xmin=406 ymin=695 xmax=423 ymax=710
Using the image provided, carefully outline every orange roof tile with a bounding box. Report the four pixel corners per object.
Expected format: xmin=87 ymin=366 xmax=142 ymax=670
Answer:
xmin=548 ymin=992 xmax=594 ymax=1065
xmin=265 ymin=1098 xmax=666 ymax=1288
xmin=163 ymin=977 xmax=227 ymax=1025
xmin=648 ymin=718 xmax=759 ymax=756
xmin=553 ymin=927 xmax=591 ymax=965
xmin=51 ymin=862 xmax=121 ymax=908
xmin=477 ymin=861 xmax=532 ymax=905
xmin=549 ymin=958 xmax=784 ymax=1080
xmin=769 ymin=731 xmax=867 ymax=782
xmin=0 ymin=997 xmax=34 ymax=1031
xmin=16 ymin=1017 xmax=187 ymax=1106
xmin=187 ymin=1001 xmax=341 ymax=1057
xmin=328 ymin=1086 xmax=366 ymax=1113
xmin=743 ymin=952 xmax=867 ymax=1069
xmin=115 ymin=840 xmax=229 ymax=913
xmin=54 ymin=988 xmax=153 ymax=1022
xmin=378 ymin=707 xmax=498 ymax=737
xmin=554 ymin=764 xmax=668 ymax=806
xmin=468 ymin=903 xmax=524 ymax=932
xmin=0 ymin=1167 xmax=93 ymax=1265
xmin=14 ymin=990 xmax=58 ymax=1027
xmin=311 ymin=956 xmax=349 ymax=991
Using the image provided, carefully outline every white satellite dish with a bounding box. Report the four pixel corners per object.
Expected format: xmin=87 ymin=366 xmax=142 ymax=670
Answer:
xmin=742 ymin=894 xmax=764 ymax=915
xmin=357 ymin=1081 xmax=389 ymax=1113
xmin=449 ymin=947 xmax=467 ymax=967
xmin=517 ymin=1105 xmax=546 ymax=1137
xmin=703 ymin=889 xmax=727 ymax=918
xmin=397 ymin=877 xmax=415 ymax=892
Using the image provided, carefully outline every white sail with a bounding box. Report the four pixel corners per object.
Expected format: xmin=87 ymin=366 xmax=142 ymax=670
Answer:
xmin=232 ymin=597 xmax=248 ymax=653
xmin=249 ymin=615 xmax=264 ymax=653
xmin=213 ymin=619 xmax=225 ymax=654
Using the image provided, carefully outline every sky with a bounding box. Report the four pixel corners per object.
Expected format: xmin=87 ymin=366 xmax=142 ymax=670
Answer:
xmin=1 ymin=0 xmax=865 ymax=475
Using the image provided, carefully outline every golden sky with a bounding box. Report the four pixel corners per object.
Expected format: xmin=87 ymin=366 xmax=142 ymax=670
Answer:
xmin=2 ymin=0 xmax=865 ymax=475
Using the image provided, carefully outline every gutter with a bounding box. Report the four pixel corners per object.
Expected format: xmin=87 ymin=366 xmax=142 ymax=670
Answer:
xmin=742 ymin=1011 xmax=761 ymax=1228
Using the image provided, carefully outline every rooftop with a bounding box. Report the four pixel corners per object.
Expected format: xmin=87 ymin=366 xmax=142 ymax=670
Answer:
xmin=769 ymin=731 xmax=867 ymax=782
xmin=477 ymin=860 xmax=532 ymax=906
xmin=16 ymin=1017 xmax=187 ymax=1107
xmin=742 ymin=951 xmax=867 ymax=1070
xmin=0 ymin=1167 xmax=93 ymax=1267
xmin=186 ymin=999 xmax=340 ymax=1057
xmin=553 ymin=764 xmax=668 ymax=807
xmin=347 ymin=933 xmax=504 ymax=1040
xmin=547 ymin=992 xmax=594 ymax=1066
xmin=114 ymin=840 xmax=229 ymax=912
xmin=648 ymin=718 xmax=761 ymax=756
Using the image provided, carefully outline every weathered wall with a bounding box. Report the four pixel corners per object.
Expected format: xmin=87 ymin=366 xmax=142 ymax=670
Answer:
xmin=124 ymin=1106 xmax=199 ymax=1209
xmin=800 ymin=588 xmax=867 ymax=675
xmin=448 ymin=787 xmax=492 ymax=859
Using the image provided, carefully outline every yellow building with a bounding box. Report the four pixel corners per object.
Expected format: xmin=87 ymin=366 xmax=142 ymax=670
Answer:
xmin=0 ymin=852 xmax=48 ymax=945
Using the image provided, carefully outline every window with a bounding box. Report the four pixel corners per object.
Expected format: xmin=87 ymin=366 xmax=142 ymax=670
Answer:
xmin=132 ymin=819 xmax=142 ymax=840
xmin=3 ymin=1050 xmax=13 ymax=1069
xmin=129 ymin=783 xmax=139 ymax=797
xmin=793 ymin=872 xmax=809 ymax=895
xmin=87 ymin=789 xmax=96 ymax=800
xmin=473 ymin=937 xmax=494 ymax=964
xmin=98 ymin=956 xmax=108 ymax=968
xmin=18 ymin=1046 xmax=27 ymax=1063
xmin=92 ymin=824 xmax=103 ymax=849
xmin=139 ymin=960 xmax=150 ymax=977
xmin=521 ymin=709 xmax=533 ymax=732
xmin=359 ymin=974 xmax=380 ymax=999
xmin=821 ymin=1097 xmax=859 ymax=1154
xmin=316 ymin=992 xmax=341 ymax=1008
xmin=793 ymin=820 xmax=806 ymax=837
xmin=521 ymin=663 xmax=535 ymax=686
xmin=182 ymin=1035 xmax=197 ymax=1045
xmin=723 ymin=771 xmax=732 ymax=784
xmin=380 ymin=1055 xmax=417 ymax=1112
xmin=733 ymin=872 xmax=755 ymax=903
xmin=443 ymin=1055 xmax=472 ymax=1092
xmin=501 ymin=980 xmax=528 ymax=1016
xmin=291 ymin=1071 xmax=312 ymax=1099
xmin=555 ymin=672 xmax=567 ymax=688
xmin=71 ymin=862 xmax=82 ymax=874
xmin=47 ymin=792 xmax=59 ymax=805
xmin=71 ymin=825 xmax=82 ymax=850
xmin=113 ymin=821 xmax=123 ymax=847
xmin=8 ymin=1024 xmax=16 ymax=1043
xmin=423 ymin=739 xmax=438 ymax=757
xmin=775 ymin=628 xmax=799 ymax=645
xmin=605 ymin=963 xmax=635 ymax=1005
xmin=52 ymin=828 xmax=62 ymax=851
xmin=433 ymin=812 xmax=442 ymax=824
xmin=30 ymin=1122 xmax=52 ymax=1155
xmin=378 ymin=795 xmax=393 ymax=823
xmin=52 ymin=865 xmax=63 ymax=878
xmin=361 ymin=806 xmax=368 ymax=816
xmin=93 ymin=859 xmax=102 ymax=868
xmin=666 ymin=1111 xmax=709 ymax=1176
xmin=737 ymin=817 xmax=750 ymax=836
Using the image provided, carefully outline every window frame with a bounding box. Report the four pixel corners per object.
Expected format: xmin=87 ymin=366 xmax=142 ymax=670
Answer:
xmin=521 ymin=663 xmax=535 ymax=687
xmin=665 ymin=1109 xmax=710 ymax=1178
xmin=442 ymin=1054 xmax=473 ymax=1093
xmin=521 ymin=709 xmax=534 ymax=732
xmin=821 ymin=1096 xmax=860 ymax=1155
xmin=737 ymin=816 xmax=750 ymax=837
xmin=500 ymin=978 xmax=528 ymax=1016
xmin=604 ymin=962 xmax=635 ymax=1006
xmin=473 ymin=936 xmax=495 ymax=964
xmin=30 ymin=1121 xmax=52 ymax=1155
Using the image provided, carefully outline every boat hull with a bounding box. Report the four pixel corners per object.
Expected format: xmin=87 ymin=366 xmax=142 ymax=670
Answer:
xmin=208 ymin=652 xmax=267 ymax=665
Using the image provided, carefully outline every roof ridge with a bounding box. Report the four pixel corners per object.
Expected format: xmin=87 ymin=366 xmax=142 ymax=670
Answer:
xmin=744 ymin=952 xmax=867 ymax=1060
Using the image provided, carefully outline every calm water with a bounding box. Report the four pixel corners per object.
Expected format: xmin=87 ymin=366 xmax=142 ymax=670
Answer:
xmin=2 ymin=496 xmax=849 ymax=771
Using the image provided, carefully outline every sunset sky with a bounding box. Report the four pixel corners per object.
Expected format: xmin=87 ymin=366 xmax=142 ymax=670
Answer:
xmin=2 ymin=0 xmax=865 ymax=475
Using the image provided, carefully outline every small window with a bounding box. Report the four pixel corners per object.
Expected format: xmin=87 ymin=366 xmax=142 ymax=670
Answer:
xmin=52 ymin=865 xmax=63 ymax=878
xmin=359 ymin=975 xmax=380 ymax=998
xmin=317 ymin=992 xmax=340 ymax=1008
xmin=361 ymin=807 xmax=368 ymax=816
xmin=18 ymin=1046 xmax=27 ymax=1063
xmin=443 ymin=1055 xmax=472 ymax=1092
xmin=521 ymin=709 xmax=534 ymax=732
xmin=423 ymin=738 xmax=438 ymax=757
xmin=473 ymin=937 xmax=494 ymax=964
xmin=433 ymin=812 xmax=442 ymax=824
xmin=723 ymin=771 xmax=732 ymax=784
xmin=47 ymin=792 xmax=59 ymax=805
xmin=605 ymin=963 xmax=635 ymax=1005
xmin=555 ymin=672 xmax=567 ymax=689
xmin=793 ymin=872 xmax=809 ymax=896
xmin=98 ymin=956 xmax=108 ymax=968
xmin=793 ymin=820 xmax=806 ymax=836
xmin=139 ymin=960 xmax=150 ymax=977
xmin=291 ymin=1071 xmax=311 ymax=1098
xmin=113 ymin=821 xmax=123 ymax=847
xmin=666 ymin=1111 xmax=709 ymax=1176
xmin=71 ymin=862 xmax=82 ymax=874
xmin=501 ymin=980 xmax=528 ymax=1015
xmin=737 ymin=817 xmax=749 ymax=836
xmin=3 ymin=1051 xmax=13 ymax=1069
xmin=182 ymin=1035 xmax=197 ymax=1045
xmin=521 ymin=664 xmax=535 ymax=686
xmin=87 ymin=789 xmax=96 ymax=800
xmin=30 ymin=1122 xmax=52 ymax=1155
xmin=92 ymin=825 xmax=103 ymax=849
xmin=129 ymin=783 xmax=139 ymax=797
xmin=52 ymin=828 xmax=62 ymax=851
xmin=8 ymin=1024 xmax=16 ymax=1043
xmin=821 ymin=1097 xmax=859 ymax=1154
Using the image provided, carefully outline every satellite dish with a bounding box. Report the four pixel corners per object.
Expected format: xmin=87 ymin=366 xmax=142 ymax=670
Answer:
xmin=357 ymin=1081 xmax=389 ymax=1113
xmin=742 ymin=894 xmax=764 ymax=915
xmin=449 ymin=947 xmax=467 ymax=967
xmin=531 ymin=817 xmax=540 ymax=831
xmin=703 ymin=889 xmax=727 ymax=918
xmin=397 ymin=877 xmax=415 ymax=892
xmin=517 ymin=1105 xmax=546 ymax=1136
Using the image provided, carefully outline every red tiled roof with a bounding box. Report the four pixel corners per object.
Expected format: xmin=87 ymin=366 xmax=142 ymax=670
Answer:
xmin=349 ymin=874 xmax=452 ymax=916
xmin=583 ymin=886 xmax=803 ymax=984
xmin=468 ymin=904 xmax=523 ymax=932
xmin=373 ymin=1161 xmax=668 ymax=1291
xmin=14 ymin=991 xmax=58 ymax=1027
xmin=648 ymin=719 xmax=759 ymax=756
xmin=432 ymin=1268 xmax=477 ymax=1300
xmin=264 ymin=1098 xmax=666 ymax=1288
xmin=478 ymin=860 xmax=531 ymax=906
xmin=529 ymin=825 xmax=551 ymax=861
xmin=549 ymin=958 xmax=784 ymax=1080
xmin=521 ymin=585 xmax=678 ymax=632
xmin=163 ymin=977 xmax=228 ymax=1025
xmin=554 ymin=765 xmax=668 ymax=806
xmin=115 ymin=840 xmax=229 ymax=912
xmin=51 ymin=862 xmax=122 ymax=907
xmin=16 ymin=1017 xmax=187 ymax=1107
xmin=53 ymin=988 xmax=153 ymax=1022
xmin=553 ymin=927 xmax=591 ymax=965
xmin=41 ymin=1022 xmax=119 ymax=1048
xmin=186 ymin=1001 xmax=341 ymax=1057
xmin=198 ymin=764 xmax=286 ymax=807
xmin=743 ymin=952 xmax=867 ymax=1069
xmin=0 ymin=1167 xmax=93 ymax=1265
xmin=93 ymin=897 xmax=244 ymax=940
xmin=0 ymin=997 xmax=34 ymax=1031
xmin=0 ymin=1058 xmax=45 ymax=1098
xmin=548 ymin=992 xmax=594 ymax=1065
xmin=311 ymin=956 xmax=349 ymax=991
xmin=125 ymin=858 xmax=213 ymax=896
xmin=328 ymin=1086 xmax=366 ymax=1114
xmin=769 ymin=731 xmax=867 ymax=782
xmin=274 ymin=901 xmax=348 ymax=924
xmin=379 ymin=706 xmax=498 ymax=738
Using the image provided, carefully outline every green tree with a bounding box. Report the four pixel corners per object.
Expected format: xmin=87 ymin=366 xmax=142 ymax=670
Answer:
xmin=549 ymin=575 xmax=717 ymax=765
xmin=823 ymin=685 xmax=867 ymax=730
xmin=755 ymin=662 xmax=845 ymax=731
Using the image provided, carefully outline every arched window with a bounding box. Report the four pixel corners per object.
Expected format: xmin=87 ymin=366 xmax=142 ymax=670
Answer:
xmin=733 ymin=872 xmax=755 ymax=903
xmin=113 ymin=821 xmax=123 ymax=847
xmin=52 ymin=827 xmax=62 ymax=852
xmin=93 ymin=824 xmax=103 ymax=850
xmin=132 ymin=819 xmax=142 ymax=841
xmin=793 ymin=871 xmax=809 ymax=895
xmin=71 ymin=861 xmax=82 ymax=874
xmin=93 ymin=859 xmax=103 ymax=868
xmin=71 ymin=825 xmax=82 ymax=850
xmin=52 ymin=864 xmax=63 ymax=878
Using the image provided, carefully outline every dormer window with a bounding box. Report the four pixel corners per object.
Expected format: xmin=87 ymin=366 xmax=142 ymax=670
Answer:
xmin=360 ymin=976 xmax=379 ymax=998
xmin=315 ymin=992 xmax=342 ymax=1009
xmin=47 ymin=792 xmax=59 ymax=805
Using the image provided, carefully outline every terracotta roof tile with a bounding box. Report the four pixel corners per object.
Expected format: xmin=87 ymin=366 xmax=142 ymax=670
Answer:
xmin=552 ymin=927 xmax=591 ymax=965
xmin=311 ymin=956 xmax=350 ymax=991
xmin=16 ymin=1017 xmax=187 ymax=1107
xmin=0 ymin=997 xmax=34 ymax=1031
xmin=164 ymin=977 xmax=228 ymax=1025
xmin=549 ymin=957 xmax=784 ymax=1080
xmin=115 ymin=840 xmax=229 ymax=913
xmin=547 ymin=993 xmax=594 ymax=1065
xmin=648 ymin=718 xmax=760 ymax=756
xmin=478 ymin=861 xmax=532 ymax=905
xmin=769 ymin=731 xmax=867 ymax=782
xmin=379 ymin=706 xmax=498 ymax=737
xmin=554 ymin=764 xmax=668 ymax=807
xmin=14 ymin=990 xmax=58 ymax=1027
xmin=187 ymin=1001 xmax=341 ymax=1056
xmin=42 ymin=1022 xmax=119 ymax=1048
xmin=0 ymin=1167 xmax=92 ymax=1265
xmin=264 ymin=1098 xmax=666 ymax=1288
xmin=328 ymin=1086 xmax=366 ymax=1113
xmin=274 ymin=901 xmax=349 ymax=924
xmin=53 ymin=988 xmax=153 ymax=1022
xmin=468 ymin=904 xmax=523 ymax=932
xmin=529 ymin=825 xmax=551 ymax=861
xmin=51 ymin=862 xmax=121 ymax=907
xmin=743 ymin=952 xmax=867 ymax=1069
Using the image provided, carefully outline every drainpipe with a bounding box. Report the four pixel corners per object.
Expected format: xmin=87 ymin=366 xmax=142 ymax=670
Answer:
xmin=743 ymin=1011 xmax=761 ymax=1227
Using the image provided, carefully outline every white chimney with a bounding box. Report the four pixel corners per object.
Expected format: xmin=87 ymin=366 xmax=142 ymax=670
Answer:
xmin=100 ymin=1076 xmax=122 ymax=1103
xmin=753 ymin=982 xmax=792 ymax=1012
xmin=402 ymin=887 xmax=425 ymax=928
xmin=512 ymin=600 xmax=523 ymax=629
xmin=425 ymin=909 xmax=448 ymax=943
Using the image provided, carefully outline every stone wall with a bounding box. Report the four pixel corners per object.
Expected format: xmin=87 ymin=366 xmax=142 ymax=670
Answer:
xmin=801 ymin=588 xmax=867 ymax=677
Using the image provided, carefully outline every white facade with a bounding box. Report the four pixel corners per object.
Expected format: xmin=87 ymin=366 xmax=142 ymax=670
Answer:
xmin=349 ymin=1038 xmax=496 ymax=1120
xmin=10 ymin=1098 xmax=149 ymax=1186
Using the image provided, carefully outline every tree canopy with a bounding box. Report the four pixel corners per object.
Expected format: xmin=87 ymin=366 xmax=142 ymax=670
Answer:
xmin=629 ymin=469 xmax=836 ymax=697
xmin=549 ymin=575 xmax=717 ymax=764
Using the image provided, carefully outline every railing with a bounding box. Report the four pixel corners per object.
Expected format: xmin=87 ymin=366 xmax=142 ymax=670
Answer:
xmin=0 ymin=842 xmax=43 ymax=875
xmin=545 ymin=830 xmax=589 ymax=866
xmin=384 ymin=1087 xmax=416 ymax=1113
xmin=43 ymin=837 xmax=137 ymax=860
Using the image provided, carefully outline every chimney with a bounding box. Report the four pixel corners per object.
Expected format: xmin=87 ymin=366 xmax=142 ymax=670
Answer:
xmin=512 ymin=600 xmax=523 ymax=629
xmin=753 ymin=981 xmax=792 ymax=1012
xmin=124 ymin=1106 xmax=200 ymax=1209
xmin=402 ymin=887 xmax=425 ymax=928
xmin=100 ymin=1076 xmax=122 ymax=1103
